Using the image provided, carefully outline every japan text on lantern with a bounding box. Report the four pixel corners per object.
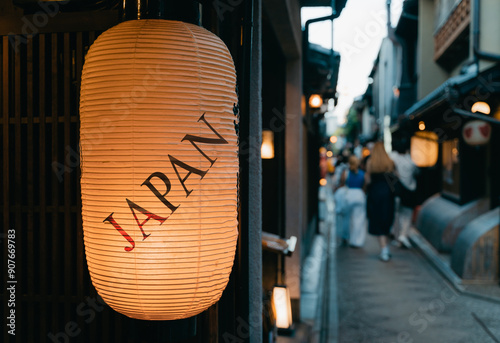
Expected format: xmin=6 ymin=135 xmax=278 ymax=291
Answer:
xmin=79 ymin=20 xmax=239 ymax=321
xmin=462 ymin=120 xmax=491 ymax=146
xmin=410 ymin=131 xmax=438 ymax=167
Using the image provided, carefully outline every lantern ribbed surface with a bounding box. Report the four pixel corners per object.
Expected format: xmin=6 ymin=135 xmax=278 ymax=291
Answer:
xmin=80 ymin=20 xmax=238 ymax=320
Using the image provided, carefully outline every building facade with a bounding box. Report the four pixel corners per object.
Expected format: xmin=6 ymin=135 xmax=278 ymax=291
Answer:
xmin=366 ymin=0 xmax=500 ymax=284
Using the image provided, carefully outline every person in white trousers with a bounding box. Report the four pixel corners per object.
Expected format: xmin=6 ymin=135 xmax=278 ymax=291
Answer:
xmin=333 ymin=155 xmax=349 ymax=246
xmin=342 ymin=155 xmax=367 ymax=248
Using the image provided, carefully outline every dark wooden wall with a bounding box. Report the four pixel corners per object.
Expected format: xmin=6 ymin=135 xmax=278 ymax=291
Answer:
xmin=1 ymin=31 xmax=100 ymax=343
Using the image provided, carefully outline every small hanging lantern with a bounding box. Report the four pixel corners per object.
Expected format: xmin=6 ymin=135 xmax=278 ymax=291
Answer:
xmin=462 ymin=120 xmax=491 ymax=146
xmin=411 ymin=131 xmax=438 ymax=167
xmin=80 ymin=20 xmax=239 ymax=321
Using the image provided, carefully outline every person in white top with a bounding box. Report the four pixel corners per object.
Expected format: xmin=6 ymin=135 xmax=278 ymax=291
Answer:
xmin=389 ymin=139 xmax=419 ymax=249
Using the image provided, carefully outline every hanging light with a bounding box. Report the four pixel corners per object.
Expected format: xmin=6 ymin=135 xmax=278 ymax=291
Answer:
xmin=272 ymin=285 xmax=293 ymax=330
xmin=411 ymin=131 xmax=438 ymax=167
xmin=80 ymin=20 xmax=239 ymax=321
xmin=309 ymin=94 xmax=323 ymax=108
xmin=462 ymin=120 xmax=491 ymax=146
xmin=418 ymin=121 xmax=426 ymax=131
xmin=261 ymin=130 xmax=275 ymax=159
xmin=471 ymin=101 xmax=491 ymax=115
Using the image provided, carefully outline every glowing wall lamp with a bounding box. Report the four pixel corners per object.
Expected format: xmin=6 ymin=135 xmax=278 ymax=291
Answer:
xmin=411 ymin=131 xmax=438 ymax=167
xmin=308 ymin=94 xmax=323 ymax=108
xmin=80 ymin=20 xmax=239 ymax=321
xmin=261 ymin=130 xmax=275 ymax=159
xmin=272 ymin=285 xmax=293 ymax=330
xmin=471 ymin=101 xmax=491 ymax=115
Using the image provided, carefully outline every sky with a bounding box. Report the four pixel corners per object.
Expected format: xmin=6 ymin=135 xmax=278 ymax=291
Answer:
xmin=301 ymin=0 xmax=404 ymax=125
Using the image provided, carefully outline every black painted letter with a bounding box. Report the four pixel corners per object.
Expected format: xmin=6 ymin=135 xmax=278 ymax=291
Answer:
xmin=142 ymin=172 xmax=180 ymax=214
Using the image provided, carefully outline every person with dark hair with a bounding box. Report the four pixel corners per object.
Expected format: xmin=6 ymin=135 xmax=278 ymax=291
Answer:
xmin=365 ymin=142 xmax=396 ymax=261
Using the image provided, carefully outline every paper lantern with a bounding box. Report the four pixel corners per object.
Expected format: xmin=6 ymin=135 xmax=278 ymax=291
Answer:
xmin=462 ymin=120 xmax=491 ymax=146
xmin=79 ymin=19 xmax=239 ymax=320
xmin=411 ymin=131 xmax=438 ymax=167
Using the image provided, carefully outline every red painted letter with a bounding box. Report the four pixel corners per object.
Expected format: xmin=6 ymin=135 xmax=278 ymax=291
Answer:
xmin=104 ymin=213 xmax=135 ymax=252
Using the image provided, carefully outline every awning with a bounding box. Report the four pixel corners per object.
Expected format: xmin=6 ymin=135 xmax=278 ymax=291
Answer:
xmin=394 ymin=63 xmax=500 ymax=132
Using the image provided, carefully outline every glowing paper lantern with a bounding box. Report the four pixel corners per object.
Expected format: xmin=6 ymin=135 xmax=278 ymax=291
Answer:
xmin=80 ymin=19 xmax=239 ymax=320
xmin=462 ymin=120 xmax=491 ymax=146
xmin=411 ymin=131 xmax=438 ymax=167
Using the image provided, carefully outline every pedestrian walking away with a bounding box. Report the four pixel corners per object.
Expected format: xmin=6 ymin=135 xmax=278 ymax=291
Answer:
xmin=342 ymin=155 xmax=367 ymax=248
xmin=365 ymin=142 xmax=396 ymax=262
xmin=390 ymin=138 xmax=419 ymax=249
xmin=334 ymin=154 xmax=350 ymax=246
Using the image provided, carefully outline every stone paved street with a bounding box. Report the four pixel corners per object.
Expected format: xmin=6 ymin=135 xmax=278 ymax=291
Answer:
xmin=337 ymin=234 xmax=500 ymax=343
